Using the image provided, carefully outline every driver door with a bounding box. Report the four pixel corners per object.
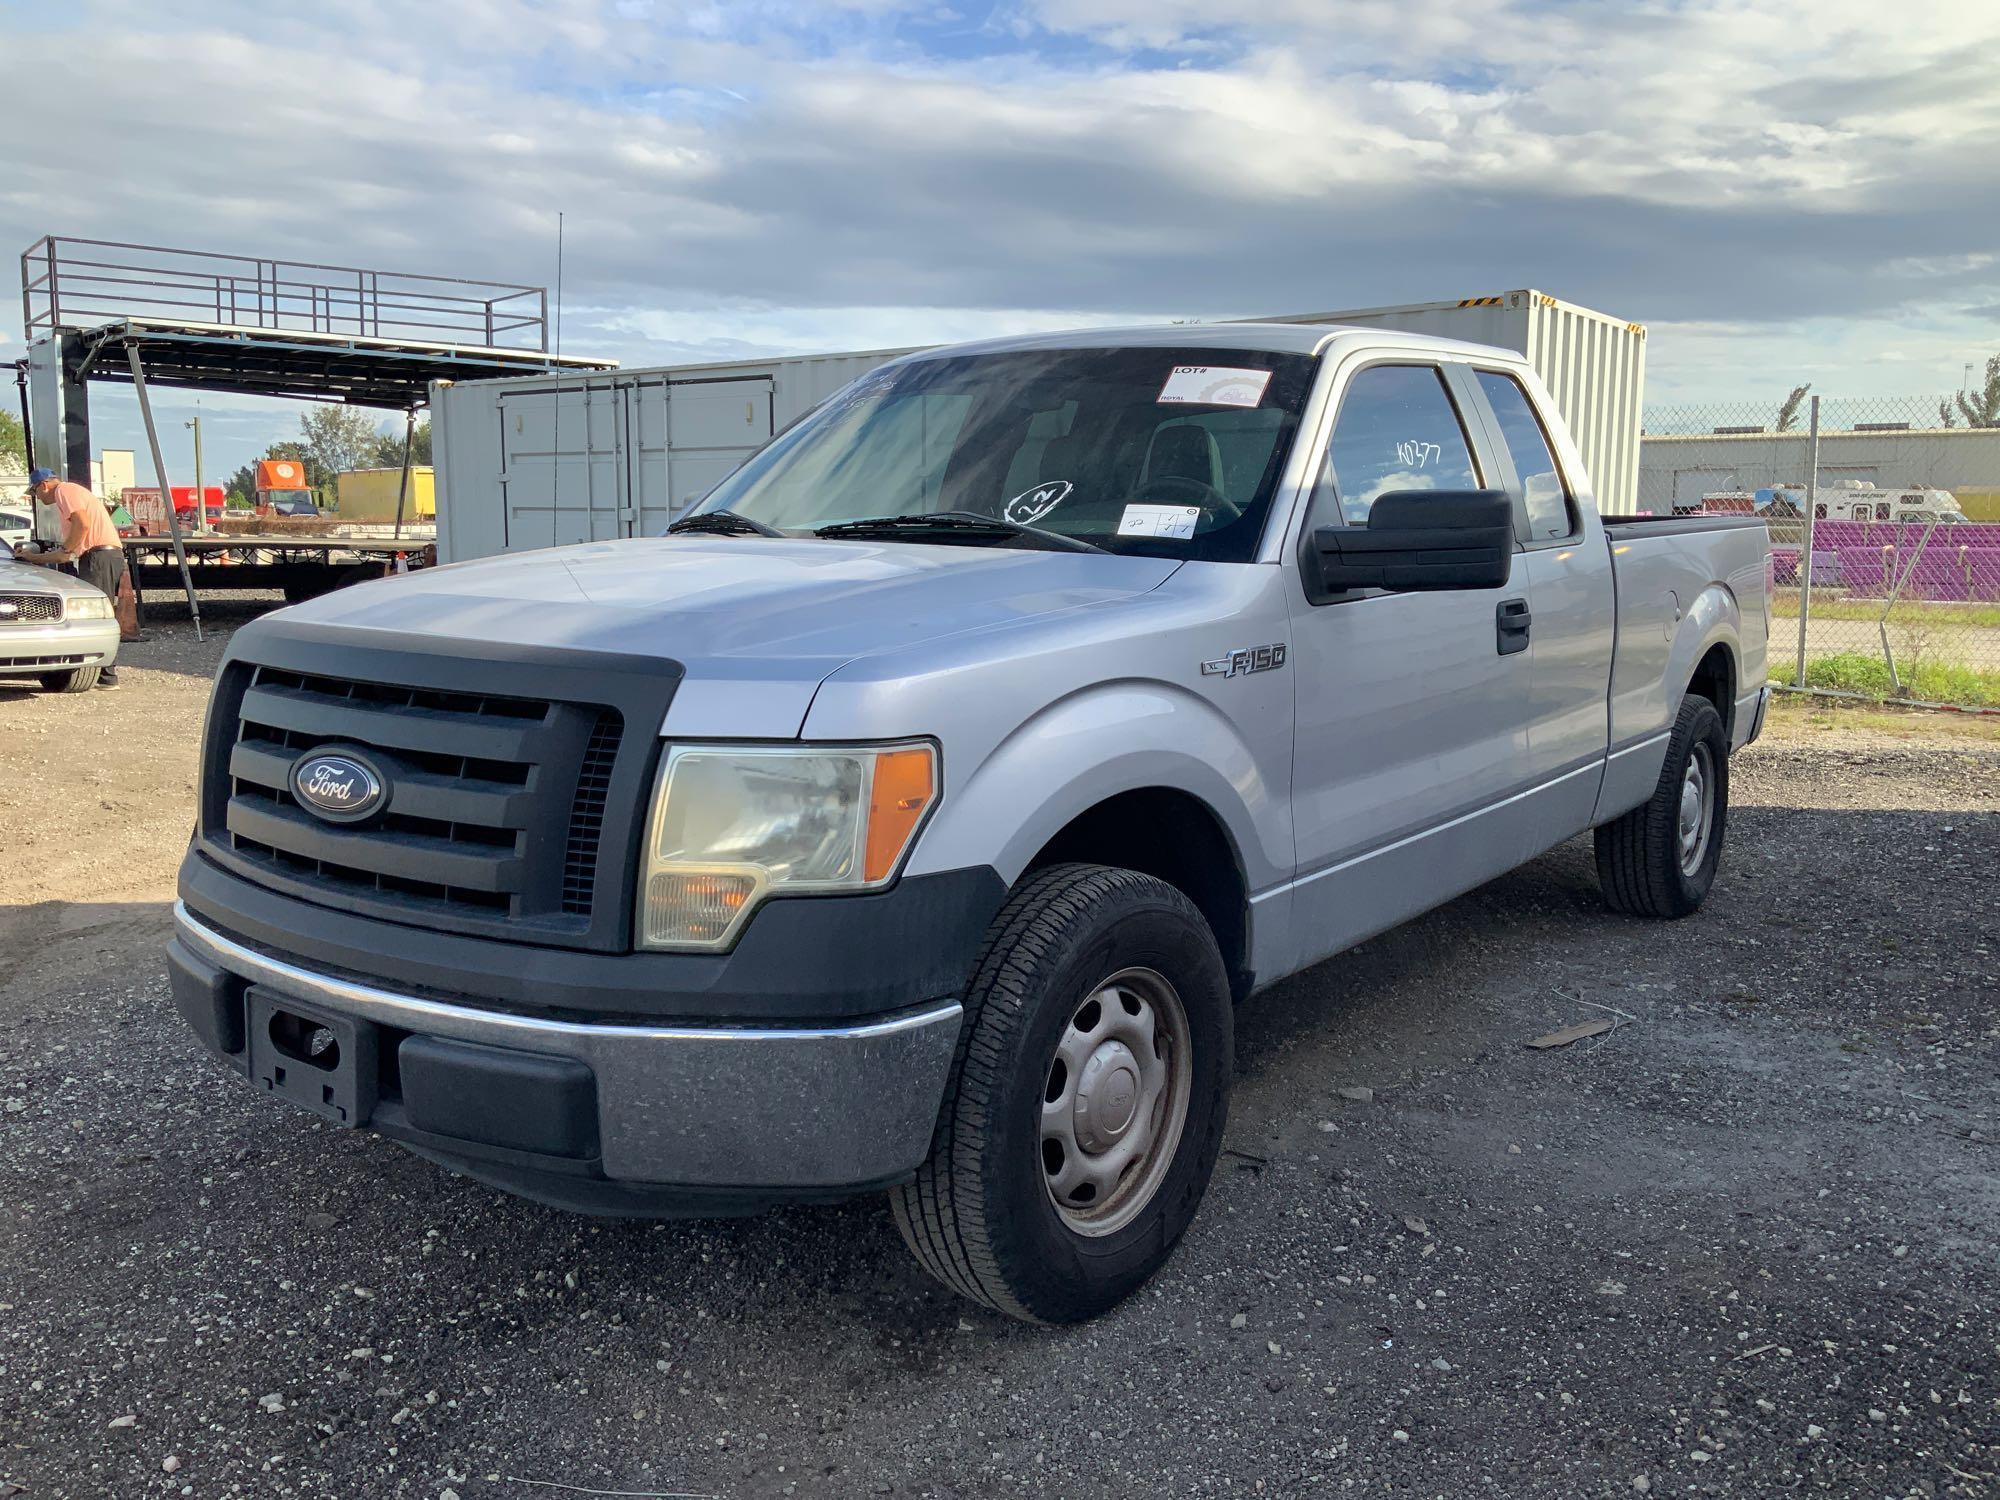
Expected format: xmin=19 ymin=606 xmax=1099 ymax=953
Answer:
xmin=1284 ymin=359 xmax=1540 ymax=970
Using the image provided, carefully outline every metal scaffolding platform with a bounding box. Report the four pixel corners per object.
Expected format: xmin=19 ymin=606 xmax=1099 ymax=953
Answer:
xmin=15 ymin=235 xmax=618 ymax=637
xmin=67 ymin=316 xmax=611 ymax=409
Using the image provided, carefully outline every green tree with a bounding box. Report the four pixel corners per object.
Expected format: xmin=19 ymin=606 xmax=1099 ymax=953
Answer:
xmin=299 ymin=405 xmax=387 ymax=486
xmin=367 ymin=416 xmax=432 ymax=469
xmin=1940 ymin=355 xmax=2000 ymax=428
xmin=0 ymin=409 xmax=24 ymax=469
xmin=1775 ymin=384 xmax=1810 ymax=433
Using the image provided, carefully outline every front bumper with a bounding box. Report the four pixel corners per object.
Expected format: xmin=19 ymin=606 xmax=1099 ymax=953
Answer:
xmin=169 ymin=902 xmax=963 ymax=1215
xmin=0 ymin=616 xmax=119 ymax=675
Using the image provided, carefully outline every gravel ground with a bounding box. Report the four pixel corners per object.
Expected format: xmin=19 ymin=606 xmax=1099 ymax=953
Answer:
xmin=3 ymin=604 xmax=1996 ymax=1499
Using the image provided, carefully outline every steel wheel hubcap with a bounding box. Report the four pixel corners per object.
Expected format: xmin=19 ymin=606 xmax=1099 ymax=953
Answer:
xmin=1678 ymin=743 xmax=1714 ymax=875
xmin=1040 ymin=966 xmax=1192 ymax=1237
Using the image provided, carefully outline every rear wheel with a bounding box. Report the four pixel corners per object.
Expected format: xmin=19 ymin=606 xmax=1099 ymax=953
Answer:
xmin=1595 ymin=693 xmax=1728 ymax=918
xmin=38 ymin=665 xmax=100 ymax=694
xmin=892 ymin=863 xmax=1232 ymax=1323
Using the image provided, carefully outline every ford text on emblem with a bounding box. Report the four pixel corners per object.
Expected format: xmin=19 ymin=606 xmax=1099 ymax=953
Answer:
xmin=290 ymin=749 xmax=387 ymax=823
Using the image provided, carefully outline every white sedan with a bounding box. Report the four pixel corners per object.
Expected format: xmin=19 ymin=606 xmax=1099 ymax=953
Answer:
xmin=0 ymin=537 xmax=120 ymax=693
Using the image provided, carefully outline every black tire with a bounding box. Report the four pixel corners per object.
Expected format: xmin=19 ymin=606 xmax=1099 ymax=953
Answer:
xmin=1595 ymin=693 xmax=1729 ymax=919
xmin=38 ymin=665 xmax=100 ymax=694
xmin=892 ymin=863 xmax=1232 ymax=1323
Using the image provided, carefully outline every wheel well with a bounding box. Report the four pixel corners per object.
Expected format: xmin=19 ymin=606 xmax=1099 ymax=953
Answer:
xmin=1025 ymin=788 xmax=1252 ymax=1001
xmin=1688 ymin=643 xmax=1737 ymax=737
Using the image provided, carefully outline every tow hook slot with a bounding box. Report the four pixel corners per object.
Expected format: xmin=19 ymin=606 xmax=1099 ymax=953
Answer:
xmin=245 ymin=988 xmax=377 ymax=1128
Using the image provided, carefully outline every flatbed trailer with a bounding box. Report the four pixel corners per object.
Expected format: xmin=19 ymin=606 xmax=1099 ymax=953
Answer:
xmin=124 ymin=532 xmax=432 ymax=605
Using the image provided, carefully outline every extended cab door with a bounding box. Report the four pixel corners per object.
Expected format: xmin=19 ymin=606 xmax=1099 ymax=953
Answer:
xmin=1457 ymin=366 xmax=1615 ymax=840
xmin=1282 ymin=358 xmax=1538 ymax=971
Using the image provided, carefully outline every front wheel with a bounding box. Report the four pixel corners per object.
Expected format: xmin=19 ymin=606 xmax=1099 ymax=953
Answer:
xmin=1595 ymin=693 xmax=1729 ymax=918
xmin=38 ymin=665 xmax=100 ymax=694
xmin=892 ymin=863 xmax=1232 ymax=1323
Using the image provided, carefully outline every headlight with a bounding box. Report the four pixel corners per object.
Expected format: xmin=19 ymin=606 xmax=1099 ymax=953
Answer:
xmin=66 ymin=594 xmax=113 ymax=619
xmin=638 ymin=742 xmax=937 ymax=950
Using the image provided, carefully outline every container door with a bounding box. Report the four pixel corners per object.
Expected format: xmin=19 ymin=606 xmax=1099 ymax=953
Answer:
xmin=627 ymin=376 xmax=774 ymax=536
xmin=495 ymin=382 xmax=629 ymax=551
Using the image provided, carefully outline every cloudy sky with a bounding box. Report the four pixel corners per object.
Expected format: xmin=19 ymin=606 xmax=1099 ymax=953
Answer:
xmin=5 ymin=0 xmax=1999 ymax=481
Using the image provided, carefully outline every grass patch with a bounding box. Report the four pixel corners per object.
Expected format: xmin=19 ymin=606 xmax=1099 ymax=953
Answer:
xmin=1769 ymin=652 xmax=2000 ymax=707
xmin=1761 ymin=694 xmax=2000 ymax=741
xmin=1770 ymin=594 xmax=2000 ymax=628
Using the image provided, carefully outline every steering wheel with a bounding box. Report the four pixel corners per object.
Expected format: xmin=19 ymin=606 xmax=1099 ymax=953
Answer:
xmin=1136 ymin=473 xmax=1241 ymax=521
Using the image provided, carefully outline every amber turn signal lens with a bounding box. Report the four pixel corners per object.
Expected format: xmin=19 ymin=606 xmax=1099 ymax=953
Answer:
xmin=864 ymin=746 xmax=936 ymax=882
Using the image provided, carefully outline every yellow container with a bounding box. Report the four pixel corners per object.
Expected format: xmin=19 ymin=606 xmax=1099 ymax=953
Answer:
xmin=333 ymin=467 xmax=436 ymax=523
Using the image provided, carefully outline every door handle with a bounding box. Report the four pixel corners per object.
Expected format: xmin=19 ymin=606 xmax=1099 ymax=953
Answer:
xmin=1496 ymin=598 xmax=1531 ymax=656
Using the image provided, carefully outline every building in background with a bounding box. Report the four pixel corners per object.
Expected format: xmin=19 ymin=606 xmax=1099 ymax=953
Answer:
xmin=99 ymin=449 xmax=136 ymax=499
xmin=1639 ymin=423 xmax=2000 ymax=520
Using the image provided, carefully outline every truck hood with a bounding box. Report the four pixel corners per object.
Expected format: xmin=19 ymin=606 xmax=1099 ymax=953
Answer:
xmin=266 ymin=537 xmax=1182 ymax=736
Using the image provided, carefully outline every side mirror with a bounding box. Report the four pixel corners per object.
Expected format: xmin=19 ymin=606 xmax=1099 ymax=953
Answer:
xmin=1303 ymin=489 xmax=1514 ymax=599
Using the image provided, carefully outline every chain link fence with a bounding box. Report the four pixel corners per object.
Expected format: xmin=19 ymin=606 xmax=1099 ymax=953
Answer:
xmin=1639 ymin=394 xmax=2000 ymax=709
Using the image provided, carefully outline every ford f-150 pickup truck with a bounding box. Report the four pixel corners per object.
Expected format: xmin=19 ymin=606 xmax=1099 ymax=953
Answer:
xmin=168 ymin=323 xmax=1770 ymax=1322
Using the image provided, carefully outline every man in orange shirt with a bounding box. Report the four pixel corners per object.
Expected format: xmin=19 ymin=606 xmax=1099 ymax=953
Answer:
xmin=17 ymin=467 xmax=127 ymax=687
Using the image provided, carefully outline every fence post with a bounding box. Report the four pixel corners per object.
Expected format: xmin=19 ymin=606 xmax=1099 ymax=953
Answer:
xmin=1793 ymin=395 xmax=1821 ymax=690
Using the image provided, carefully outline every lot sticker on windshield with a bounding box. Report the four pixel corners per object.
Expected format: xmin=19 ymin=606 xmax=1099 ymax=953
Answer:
xmin=1003 ymin=479 xmax=1073 ymax=525
xmin=1118 ymin=503 xmax=1202 ymax=539
xmin=1157 ymin=365 xmax=1272 ymax=408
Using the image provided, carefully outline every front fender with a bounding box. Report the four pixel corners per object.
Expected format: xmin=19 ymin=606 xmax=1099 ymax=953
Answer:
xmin=902 ymin=678 xmax=1291 ymax=896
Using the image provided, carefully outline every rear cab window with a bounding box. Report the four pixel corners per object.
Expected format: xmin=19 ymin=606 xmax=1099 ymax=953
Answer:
xmin=1474 ymin=370 xmax=1576 ymax=543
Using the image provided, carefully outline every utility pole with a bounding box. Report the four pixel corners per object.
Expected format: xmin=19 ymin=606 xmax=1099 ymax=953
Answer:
xmin=185 ymin=414 xmax=206 ymax=535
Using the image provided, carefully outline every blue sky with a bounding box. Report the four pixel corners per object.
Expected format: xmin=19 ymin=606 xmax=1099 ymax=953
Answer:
xmin=5 ymin=0 xmax=1999 ymax=483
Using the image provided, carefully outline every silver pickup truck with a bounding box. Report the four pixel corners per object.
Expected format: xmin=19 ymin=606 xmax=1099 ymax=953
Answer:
xmin=168 ymin=323 xmax=1770 ymax=1322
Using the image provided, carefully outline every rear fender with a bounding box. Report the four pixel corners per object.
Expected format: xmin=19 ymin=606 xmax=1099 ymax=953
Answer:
xmin=1597 ymin=584 xmax=1742 ymax=822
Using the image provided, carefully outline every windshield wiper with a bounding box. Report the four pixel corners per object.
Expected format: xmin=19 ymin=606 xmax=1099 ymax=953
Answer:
xmin=668 ymin=509 xmax=784 ymax=538
xmin=815 ymin=511 xmax=1104 ymax=553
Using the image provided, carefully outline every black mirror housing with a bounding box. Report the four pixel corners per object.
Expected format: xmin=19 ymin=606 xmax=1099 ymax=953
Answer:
xmin=1303 ymin=489 xmax=1514 ymax=599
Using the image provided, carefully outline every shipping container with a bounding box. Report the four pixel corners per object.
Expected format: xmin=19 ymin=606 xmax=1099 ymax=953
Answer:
xmin=332 ymin=466 xmax=437 ymax=524
xmin=1258 ymin=291 xmax=1647 ymax=512
xmin=431 ymin=350 xmax=912 ymax=561
xmin=432 ymin=292 xmax=1644 ymax=562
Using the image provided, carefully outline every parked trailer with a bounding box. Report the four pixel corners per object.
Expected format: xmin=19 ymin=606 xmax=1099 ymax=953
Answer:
xmin=431 ymin=291 xmax=1644 ymax=561
xmin=123 ymin=532 xmax=428 ymax=605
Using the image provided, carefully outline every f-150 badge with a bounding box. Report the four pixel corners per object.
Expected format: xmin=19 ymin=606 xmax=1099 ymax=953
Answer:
xmin=1200 ymin=643 xmax=1287 ymax=678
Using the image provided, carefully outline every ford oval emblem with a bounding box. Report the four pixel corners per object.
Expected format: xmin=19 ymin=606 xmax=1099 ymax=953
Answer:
xmin=291 ymin=749 xmax=387 ymax=823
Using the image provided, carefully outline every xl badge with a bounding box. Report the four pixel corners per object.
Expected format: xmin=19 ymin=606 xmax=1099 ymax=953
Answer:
xmin=290 ymin=748 xmax=387 ymax=823
xmin=1200 ymin=643 xmax=1287 ymax=679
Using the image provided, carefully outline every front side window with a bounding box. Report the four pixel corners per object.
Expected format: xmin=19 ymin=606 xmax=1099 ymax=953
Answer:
xmin=1310 ymin=365 xmax=1480 ymax=527
xmin=1475 ymin=370 xmax=1574 ymax=541
xmin=690 ymin=346 xmax=1317 ymax=562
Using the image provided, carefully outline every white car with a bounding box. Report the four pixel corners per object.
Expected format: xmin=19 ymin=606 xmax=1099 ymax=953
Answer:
xmin=0 ymin=537 xmax=121 ymax=693
xmin=0 ymin=507 xmax=33 ymax=549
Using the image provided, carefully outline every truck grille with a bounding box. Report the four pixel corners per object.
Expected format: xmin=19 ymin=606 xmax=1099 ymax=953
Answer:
xmin=0 ymin=593 xmax=63 ymax=624
xmin=197 ymin=638 xmax=678 ymax=952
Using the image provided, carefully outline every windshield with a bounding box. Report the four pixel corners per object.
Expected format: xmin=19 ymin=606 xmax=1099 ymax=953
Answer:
xmin=689 ymin=346 xmax=1318 ymax=561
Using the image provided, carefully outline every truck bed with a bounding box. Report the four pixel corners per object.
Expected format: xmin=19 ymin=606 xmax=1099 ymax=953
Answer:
xmin=1601 ymin=514 xmax=1766 ymax=539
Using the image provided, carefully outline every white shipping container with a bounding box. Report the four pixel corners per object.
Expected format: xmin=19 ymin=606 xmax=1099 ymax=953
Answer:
xmin=432 ymin=290 xmax=1644 ymax=561
xmin=1259 ymin=291 xmax=1647 ymax=512
xmin=431 ymin=348 xmax=918 ymax=562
